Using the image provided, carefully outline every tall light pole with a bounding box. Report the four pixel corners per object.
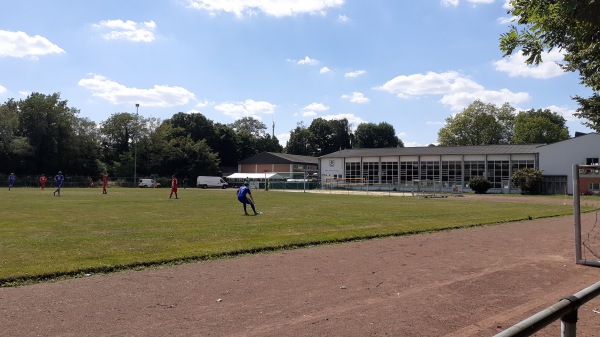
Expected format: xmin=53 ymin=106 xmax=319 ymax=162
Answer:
xmin=134 ymin=103 xmax=139 ymax=188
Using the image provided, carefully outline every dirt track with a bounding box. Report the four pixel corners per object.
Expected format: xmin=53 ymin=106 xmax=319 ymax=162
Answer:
xmin=1 ymin=196 xmax=600 ymax=337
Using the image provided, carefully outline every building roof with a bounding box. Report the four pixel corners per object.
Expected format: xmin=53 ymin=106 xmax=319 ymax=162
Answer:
xmin=319 ymin=144 xmax=545 ymax=158
xmin=239 ymin=152 xmax=318 ymax=165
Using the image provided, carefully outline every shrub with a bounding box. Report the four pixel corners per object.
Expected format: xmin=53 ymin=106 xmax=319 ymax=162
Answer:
xmin=512 ymin=168 xmax=542 ymax=195
xmin=468 ymin=176 xmax=492 ymax=194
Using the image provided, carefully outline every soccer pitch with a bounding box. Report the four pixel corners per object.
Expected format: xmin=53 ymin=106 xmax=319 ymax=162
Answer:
xmin=0 ymin=187 xmax=583 ymax=285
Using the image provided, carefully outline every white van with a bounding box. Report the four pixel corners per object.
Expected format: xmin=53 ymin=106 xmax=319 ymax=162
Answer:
xmin=197 ymin=176 xmax=228 ymax=189
xmin=138 ymin=178 xmax=157 ymax=188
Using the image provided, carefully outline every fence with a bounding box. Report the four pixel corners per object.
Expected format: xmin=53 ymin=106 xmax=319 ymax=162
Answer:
xmin=0 ymin=175 xmax=168 ymax=189
xmin=494 ymin=280 xmax=600 ymax=337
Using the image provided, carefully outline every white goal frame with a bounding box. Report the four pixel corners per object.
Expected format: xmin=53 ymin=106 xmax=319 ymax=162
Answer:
xmin=573 ymin=164 xmax=600 ymax=267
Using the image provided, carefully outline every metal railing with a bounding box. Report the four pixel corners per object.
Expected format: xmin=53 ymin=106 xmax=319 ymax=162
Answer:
xmin=494 ymin=280 xmax=600 ymax=337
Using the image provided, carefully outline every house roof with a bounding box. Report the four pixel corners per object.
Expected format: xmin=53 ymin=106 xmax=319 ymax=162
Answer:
xmin=319 ymin=144 xmax=545 ymax=158
xmin=239 ymin=152 xmax=318 ymax=165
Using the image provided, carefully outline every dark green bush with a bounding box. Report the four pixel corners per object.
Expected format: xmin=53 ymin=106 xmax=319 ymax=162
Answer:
xmin=468 ymin=176 xmax=492 ymax=194
xmin=512 ymin=168 xmax=542 ymax=195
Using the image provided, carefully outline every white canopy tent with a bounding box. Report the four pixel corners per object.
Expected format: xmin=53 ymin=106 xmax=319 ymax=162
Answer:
xmin=226 ymin=173 xmax=286 ymax=181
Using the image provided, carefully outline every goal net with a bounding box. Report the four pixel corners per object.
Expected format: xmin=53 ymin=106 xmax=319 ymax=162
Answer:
xmin=573 ymin=164 xmax=600 ymax=267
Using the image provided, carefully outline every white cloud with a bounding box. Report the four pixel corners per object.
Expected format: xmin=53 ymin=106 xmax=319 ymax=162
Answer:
xmin=0 ymin=30 xmax=65 ymax=58
xmin=342 ymin=92 xmax=369 ymax=104
xmin=297 ymin=56 xmax=319 ymax=65
xmin=195 ymin=100 xmax=212 ymax=108
xmin=320 ymin=113 xmax=365 ymax=126
xmin=78 ymin=74 xmax=195 ymax=107
xmin=376 ymin=71 xmax=482 ymax=97
xmin=186 ymin=0 xmax=345 ymax=18
xmin=494 ymin=49 xmax=566 ymax=79
xmin=441 ymin=0 xmax=459 ymax=6
xmin=497 ymin=16 xmax=515 ymax=24
xmin=441 ymin=89 xmax=530 ymax=111
xmin=0 ymin=84 xmax=6 ymax=94
xmin=376 ymin=71 xmax=530 ymax=111
xmin=403 ymin=140 xmax=424 ymax=147
xmin=441 ymin=0 xmax=494 ymax=6
xmin=304 ymin=102 xmax=329 ymax=111
xmin=320 ymin=66 xmax=331 ymax=74
xmin=276 ymin=132 xmax=290 ymax=147
xmin=337 ymin=14 xmax=349 ymax=22
xmin=301 ymin=102 xmax=328 ymax=116
xmin=544 ymin=105 xmax=579 ymax=122
xmin=344 ymin=70 xmax=366 ymax=78
xmin=93 ymin=20 xmax=156 ymax=42
xmin=214 ymin=99 xmax=277 ymax=120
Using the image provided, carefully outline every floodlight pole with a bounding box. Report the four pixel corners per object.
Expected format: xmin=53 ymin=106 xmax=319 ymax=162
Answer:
xmin=264 ymin=170 xmax=268 ymax=191
xmin=134 ymin=103 xmax=139 ymax=188
xmin=304 ymin=167 xmax=307 ymax=193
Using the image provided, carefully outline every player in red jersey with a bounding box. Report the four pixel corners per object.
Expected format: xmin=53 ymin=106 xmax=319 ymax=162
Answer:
xmin=169 ymin=175 xmax=178 ymax=199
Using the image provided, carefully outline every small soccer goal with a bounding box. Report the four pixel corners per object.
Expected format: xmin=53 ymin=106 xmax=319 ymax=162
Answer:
xmin=573 ymin=164 xmax=600 ymax=267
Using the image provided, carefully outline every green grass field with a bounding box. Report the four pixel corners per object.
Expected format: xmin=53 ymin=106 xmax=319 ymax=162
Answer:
xmin=0 ymin=187 xmax=589 ymax=286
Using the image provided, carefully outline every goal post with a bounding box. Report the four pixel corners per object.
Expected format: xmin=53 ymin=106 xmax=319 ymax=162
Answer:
xmin=573 ymin=164 xmax=600 ymax=267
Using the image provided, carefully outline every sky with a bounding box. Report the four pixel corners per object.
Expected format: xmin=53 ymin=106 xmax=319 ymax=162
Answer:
xmin=0 ymin=0 xmax=595 ymax=148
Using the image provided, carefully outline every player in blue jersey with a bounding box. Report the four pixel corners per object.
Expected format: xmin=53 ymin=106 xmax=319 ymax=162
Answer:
xmin=237 ymin=182 xmax=258 ymax=215
xmin=8 ymin=173 xmax=15 ymax=191
xmin=53 ymin=171 xmax=65 ymax=196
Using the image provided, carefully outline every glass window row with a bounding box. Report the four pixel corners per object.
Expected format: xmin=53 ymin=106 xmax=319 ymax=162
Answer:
xmin=345 ymin=160 xmax=535 ymax=188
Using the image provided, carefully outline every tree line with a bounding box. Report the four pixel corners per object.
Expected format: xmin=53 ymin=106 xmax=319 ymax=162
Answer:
xmin=0 ymin=92 xmax=405 ymax=178
xmin=0 ymin=92 xmax=577 ymax=179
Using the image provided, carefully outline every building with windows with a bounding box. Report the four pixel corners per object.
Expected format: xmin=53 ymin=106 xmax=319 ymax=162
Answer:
xmin=319 ymin=133 xmax=600 ymax=194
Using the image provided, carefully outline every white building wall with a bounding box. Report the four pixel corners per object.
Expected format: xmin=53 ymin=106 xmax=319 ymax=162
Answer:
xmin=320 ymin=158 xmax=344 ymax=177
xmin=538 ymin=133 xmax=600 ymax=194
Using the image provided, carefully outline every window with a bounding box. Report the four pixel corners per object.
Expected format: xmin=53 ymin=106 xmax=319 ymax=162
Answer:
xmin=400 ymin=161 xmax=419 ymax=183
xmin=590 ymin=183 xmax=600 ymax=192
xmin=381 ymin=161 xmax=398 ymax=184
xmin=441 ymin=161 xmax=462 ymax=186
xmin=345 ymin=162 xmax=362 ymax=183
xmin=362 ymin=161 xmax=379 ymax=184
xmin=464 ymin=161 xmax=485 ymax=187
xmin=420 ymin=161 xmax=440 ymax=182
xmin=512 ymin=160 xmax=535 ymax=171
xmin=487 ymin=161 xmax=510 ymax=189
xmin=586 ymin=158 xmax=599 ymax=165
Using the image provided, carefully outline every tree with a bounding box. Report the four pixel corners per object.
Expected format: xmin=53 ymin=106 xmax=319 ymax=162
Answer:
xmin=437 ymin=100 xmax=514 ymax=146
xmin=353 ymin=122 xmax=402 ymax=148
xmin=169 ymin=112 xmax=216 ymax=144
xmin=100 ymin=113 xmax=140 ymax=173
xmin=512 ymin=109 xmax=570 ymax=144
xmin=212 ymin=123 xmax=240 ymax=167
xmin=254 ymin=134 xmax=283 ymax=154
xmin=329 ymin=118 xmax=352 ymax=151
xmin=500 ymin=0 xmax=600 ymax=132
xmin=512 ymin=167 xmax=543 ymax=195
xmin=229 ymin=117 xmax=267 ymax=138
xmin=286 ymin=122 xmax=313 ymax=155
xmin=16 ymin=93 xmax=99 ymax=175
xmin=308 ymin=118 xmax=334 ymax=156
xmin=0 ymin=99 xmax=20 ymax=171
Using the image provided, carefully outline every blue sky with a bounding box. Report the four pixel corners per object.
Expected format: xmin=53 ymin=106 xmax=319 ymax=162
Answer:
xmin=0 ymin=0 xmax=594 ymax=147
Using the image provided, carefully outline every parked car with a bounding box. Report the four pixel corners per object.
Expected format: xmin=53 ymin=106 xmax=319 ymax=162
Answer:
xmin=138 ymin=178 xmax=159 ymax=188
xmin=196 ymin=176 xmax=228 ymax=189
